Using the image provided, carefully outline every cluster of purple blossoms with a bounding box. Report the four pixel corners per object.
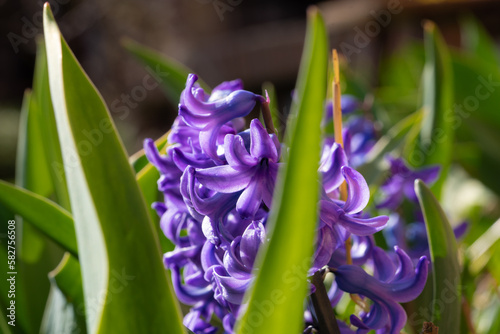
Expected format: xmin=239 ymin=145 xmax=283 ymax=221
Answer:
xmin=145 ymin=74 xmax=430 ymax=333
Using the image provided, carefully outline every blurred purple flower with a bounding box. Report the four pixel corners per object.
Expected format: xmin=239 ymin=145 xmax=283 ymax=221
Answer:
xmin=343 ymin=116 xmax=376 ymax=167
xmin=377 ymin=157 xmax=440 ymax=210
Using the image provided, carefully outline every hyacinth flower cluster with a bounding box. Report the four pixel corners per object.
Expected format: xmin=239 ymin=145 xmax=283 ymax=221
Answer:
xmin=145 ymin=73 xmax=430 ymax=333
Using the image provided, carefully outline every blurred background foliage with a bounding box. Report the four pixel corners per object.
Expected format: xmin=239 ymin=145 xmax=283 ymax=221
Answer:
xmin=1 ymin=0 xmax=500 ymax=333
xmin=2 ymin=0 xmax=500 ymax=177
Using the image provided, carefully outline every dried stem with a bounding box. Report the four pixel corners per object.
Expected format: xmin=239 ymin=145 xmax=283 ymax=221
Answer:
xmin=420 ymin=322 xmax=439 ymax=334
xmin=261 ymin=90 xmax=276 ymax=135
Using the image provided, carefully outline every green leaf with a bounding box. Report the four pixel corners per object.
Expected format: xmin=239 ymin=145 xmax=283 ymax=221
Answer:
xmin=0 ymin=180 xmax=77 ymax=257
xmin=450 ymin=54 xmax=500 ymax=196
xmin=15 ymin=45 xmax=69 ymax=332
xmin=122 ymin=38 xmax=210 ymax=105
xmin=40 ymin=285 xmax=86 ymax=334
xmin=262 ymin=81 xmax=282 ymax=140
xmin=415 ymin=180 xmax=461 ymax=332
xmin=49 ymin=254 xmax=84 ymax=306
xmin=460 ymin=15 xmax=498 ymax=68
xmin=32 ymin=38 xmax=71 ymax=210
xmin=236 ymin=7 xmax=328 ymax=334
xmin=40 ymin=253 xmax=86 ymax=334
xmin=410 ymin=22 xmax=454 ymax=200
xmin=43 ymin=5 xmax=184 ymax=334
xmin=0 ymin=307 xmax=14 ymax=334
xmin=467 ymin=218 xmax=500 ymax=277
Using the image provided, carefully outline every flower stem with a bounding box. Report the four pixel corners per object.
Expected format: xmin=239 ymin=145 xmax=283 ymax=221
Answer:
xmin=310 ymin=269 xmax=341 ymax=334
xmin=261 ymin=90 xmax=276 ymax=135
xmin=332 ymin=50 xmax=351 ymax=264
xmin=332 ymin=50 xmax=369 ymax=312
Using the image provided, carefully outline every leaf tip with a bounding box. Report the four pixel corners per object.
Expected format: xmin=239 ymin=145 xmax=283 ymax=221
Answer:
xmin=414 ymin=178 xmax=424 ymax=196
xmin=43 ymin=1 xmax=56 ymax=26
xmin=422 ymin=20 xmax=436 ymax=33
xmin=307 ymin=5 xmax=320 ymax=19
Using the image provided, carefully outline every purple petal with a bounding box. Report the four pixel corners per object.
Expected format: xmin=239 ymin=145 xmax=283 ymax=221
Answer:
xmin=195 ymin=165 xmax=254 ymax=193
xmin=311 ymin=226 xmax=338 ymax=273
xmin=249 ymin=119 xmax=279 ymax=161
xmin=179 ymin=74 xmax=260 ymax=162
xmin=206 ymin=265 xmax=252 ymax=305
xmin=342 ymin=166 xmax=370 ymax=214
xmin=393 ymin=246 xmax=415 ymax=281
xmin=201 ymin=240 xmax=223 ymax=271
xmin=236 ymin=178 xmax=263 ymax=219
xmin=390 ymin=256 xmax=429 ymax=303
xmin=222 ymin=238 xmax=249 ymax=279
xmin=372 ymin=247 xmax=395 ymax=282
xmin=240 ymin=222 xmax=266 ymax=268
xmin=224 ymin=134 xmax=258 ymax=170
xmin=171 ymin=147 xmax=215 ymax=170
xmin=337 ymin=214 xmax=388 ymax=236
xmin=341 ymin=95 xmax=359 ymax=114
xmin=183 ymin=307 xmax=218 ymax=334
xmin=211 ymin=79 xmax=244 ymax=99
xmin=319 ymin=143 xmax=348 ymax=194
xmin=164 ymin=245 xmax=201 ymax=269
xmin=170 ymin=265 xmax=212 ymax=305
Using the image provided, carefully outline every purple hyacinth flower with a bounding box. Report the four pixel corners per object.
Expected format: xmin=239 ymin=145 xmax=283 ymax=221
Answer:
xmin=320 ymin=166 xmax=388 ymax=236
xmin=377 ymin=157 xmax=440 ymax=210
xmin=193 ymin=119 xmax=281 ymax=220
xmin=334 ymin=247 xmax=429 ymax=334
xmin=343 ymin=116 xmax=376 ymax=167
xmin=324 ymin=95 xmax=360 ymax=120
xmin=312 ymin=167 xmax=388 ymax=271
xmin=183 ymin=302 xmax=219 ymax=334
xmin=179 ymin=74 xmax=263 ymax=163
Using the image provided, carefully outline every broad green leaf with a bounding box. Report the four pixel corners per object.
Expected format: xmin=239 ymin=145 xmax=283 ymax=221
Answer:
xmin=43 ymin=5 xmax=184 ymax=334
xmin=236 ymin=8 xmax=327 ymax=334
xmin=415 ymin=180 xmax=461 ymax=332
xmin=123 ymin=38 xmax=210 ymax=104
xmin=16 ymin=89 xmax=53 ymax=199
xmin=357 ymin=109 xmax=423 ymax=187
xmin=32 ymin=38 xmax=71 ymax=211
xmin=410 ymin=22 xmax=453 ymax=200
xmin=0 ymin=180 xmax=77 ymax=257
xmin=460 ymin=15 xmax=498 ymax=67
xmin=13 ymin=40 xmax=72 ymax=333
